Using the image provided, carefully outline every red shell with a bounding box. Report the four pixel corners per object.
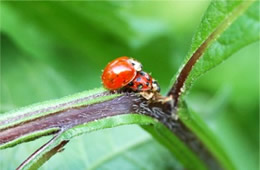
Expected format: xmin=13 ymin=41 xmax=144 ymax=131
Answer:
xmin=102 ymin=56 xmax=137 ymax=90
xmin=128 ymin=71 xmax=153 ymax=91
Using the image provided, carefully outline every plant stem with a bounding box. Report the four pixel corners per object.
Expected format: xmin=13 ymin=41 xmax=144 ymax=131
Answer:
xmin=0 ymin=92 xmax=222 ymax=169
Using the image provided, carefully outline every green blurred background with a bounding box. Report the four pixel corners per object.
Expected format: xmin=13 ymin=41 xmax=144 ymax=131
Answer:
xmin=0 ymin=1 xmax=258 ymax=170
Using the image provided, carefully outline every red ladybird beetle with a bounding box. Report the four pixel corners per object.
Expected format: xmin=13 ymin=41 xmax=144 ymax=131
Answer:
xmin=102 ymin=56 xmax=142 ymax=90
xmin=128 ymin=71 xmax=160 ymax=92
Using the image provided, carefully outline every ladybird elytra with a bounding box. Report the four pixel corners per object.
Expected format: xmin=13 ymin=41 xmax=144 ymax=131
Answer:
xmin=102 ymin=56 xmax=141 ymax=90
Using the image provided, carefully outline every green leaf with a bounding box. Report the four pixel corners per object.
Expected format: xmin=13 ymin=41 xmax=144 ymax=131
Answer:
xmin=184 ymin=0 xmax=259 ymax=92
xmin=170 ymin=0 xmax=259 ymax=98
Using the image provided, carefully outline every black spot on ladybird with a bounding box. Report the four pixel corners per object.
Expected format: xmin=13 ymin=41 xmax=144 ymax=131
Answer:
xmin=140 ymin=71 xmax=145 ymax=76
xmin=128 ymin=82 xmax=134 ymax=86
